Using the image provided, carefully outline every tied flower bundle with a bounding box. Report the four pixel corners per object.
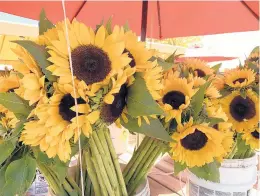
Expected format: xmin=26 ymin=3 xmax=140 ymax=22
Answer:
xmin=216 ymin=46 xmax=259 ymax=159
xmin=0 ymin=11 xmax=171 ymax=196
xmin=123 ymin=57 xmax=236 ymax=194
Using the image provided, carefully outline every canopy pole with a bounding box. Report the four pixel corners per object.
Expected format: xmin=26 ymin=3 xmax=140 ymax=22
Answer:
xmin=157 ymin=0 xmax=162 ymax=39
xmin=141 ymin=0 xmax=148 ymax=41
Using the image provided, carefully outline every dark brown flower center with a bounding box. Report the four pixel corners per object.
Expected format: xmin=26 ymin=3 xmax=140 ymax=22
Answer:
xmin=251 ymin=130 xmax=259 ymax=139
xmin=181 ymin=129 xmax=208 ymax=150
xmin=71 ymin=45 xmax=111 ymax=85
xmin=59 ymin=94 xmax=86 ymax=122
xmin=229 ymin=95 xmax=256 ymax=122
xmin=233 ymin=78 xmax=246 ymax=84
xmin=123 ymin=49 xmax=136 ymax=68
xmin=194 ymin=69 xmax=206 ymax=77
xmin=163 ymin=91 xmax=185 ymax=109
xmin=213 ymin=124 xmax=219 ymax=130
xmin=101 ymin=84 xmax=128 ymax=124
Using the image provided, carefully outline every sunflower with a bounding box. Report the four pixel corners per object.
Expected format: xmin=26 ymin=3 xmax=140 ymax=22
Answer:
xmin=21 ymin=83 xmax=99 ymax=161
xmin=242 ymin=126 xmax=260 ymax=150
xmin=11 ymin=45 xmax=47 ymax=105
xmin=112 ymin=26 xmax=154 ymax=72
xmin=183 ymin=58 xmax=214 ymax=78
xmin=47 ymin=20 xmax=131 ymax=86
xmin=0 ymin=72 xmax=20 ymax=92
xmin=224 ymin=69 xmax=255 ymax=88
xmin=160 ymin=77 xmax=196 ymax=123
xmin=142 ymin=60 xmax=164 ymax=100
xmin=221 ymin=89 xmax=259 ymax=132
xmin=213 ymin=122 xmax=234 ymax=160
xmin=170 ymin=118 xmax=224 ymax=167
xmin=212 ymin=75 xmax=225 ymax=90
xmin=190 ymin=76 xmax=221 ymax=99
xmin=206 ymin=99 xmax=228 ymax=121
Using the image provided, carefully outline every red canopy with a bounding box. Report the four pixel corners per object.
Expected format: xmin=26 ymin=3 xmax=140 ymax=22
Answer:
xmin=0 ymin=1 xmax=258 ymax=39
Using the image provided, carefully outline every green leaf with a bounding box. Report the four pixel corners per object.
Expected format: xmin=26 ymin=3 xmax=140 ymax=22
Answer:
xmin=127 ymin=73 xmax=164 ymax=117
xmin=33 ymin=147 xmax=53 ymax=165
xmin=240 ymin=90 xmax=247 ymax=99
xmin=211 ymin=63 xmax=222 ymax=73
xmin=0 ymin=93 xmax=32 ymax=119
xmin=123 ymin=21 xmax=130 ymax=32
xmin=190 ymin=81 xmax=212 ymax=118
xmin=208 ymin=118 xmax=225 ymax=126
xmin=165 ymin=50 xmax=183 ymax=64
xmin=105 ymin=16 xmax=113 ymax=35
xmin=219 ymin=88 xmax=231 ymax=98
xmin=39 ymin=9 xmax=54 ymax=35
xmin=13 ymin=40 xmax=56 ymax=82
xmin=50 ymin=158 xmax=68 ymax=182
xmin=233 ymin=134 xmax=251 ymax=159
xmin=0 ymin=141 xmax=16 ymax=166
xmin=174 ymin=161 xmax=187 ymax=175
xmin=2 ymin=155 xmax=36 ymax=195
xmin=189 ymin=161 xmax=220 ymax=182
xmin=157 ymin=57 xmax=174 ymax=71
xmin=247 ymin=62 xmax=258 ymax=72
xmin=121 ymin=115 xmax=171 ymax=142
xmin=0 ymin=164 xmax=8 ymax=190
xmin=252 ymin=85 xmax=259 ymax=95
xmin=7 ymin=120 xmax=25 ymax=140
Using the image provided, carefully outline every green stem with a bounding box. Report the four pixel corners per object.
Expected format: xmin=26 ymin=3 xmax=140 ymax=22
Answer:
xmin=92 ymin=131 xmax=119 ymax=191
xmin=128 ymin=143 xmax=166 ymax=195
xmin=123 ymin=136 xmax=149 ymax=177
xmin=91 ymin=156 xmax=109 ymax=196
xmin=124 ymin=136 xmax=154 ymax=184
xmin=37 ymin=162 xmax=67 ymax=196
xmin=84 ymin=150 xmax=102 ymax=196
xmin=104 ymin=128 xmax=128 ymax=196
xmin=66 ymin=175 xmax=82 ymax=195
xmin=123 ymin=136 xmax=149 ymax=176
xmin=89 ymin=136 xmax=114 ymax=195
xmin=227 ymin=141 xmax=237 ymax=159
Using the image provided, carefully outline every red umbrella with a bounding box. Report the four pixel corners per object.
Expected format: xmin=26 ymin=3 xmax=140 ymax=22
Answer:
xmin=0 ymin=1 xmax=258 ymax=40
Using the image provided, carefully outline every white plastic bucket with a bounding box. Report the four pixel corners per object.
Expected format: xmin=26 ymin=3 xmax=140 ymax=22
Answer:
xmin=135 ymin=178 xmax=150 ymax=196
xmin=188 ymin=155 xmax=258 ymax=196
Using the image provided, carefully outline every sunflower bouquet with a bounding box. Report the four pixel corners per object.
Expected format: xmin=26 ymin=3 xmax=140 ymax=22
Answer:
xmin=216 ymin=47 xmax=259 ymax=159
xmin=0 ymin=11 xmax=173 ymax=196
xmin=122 ymin=57 xmax=234 ymax=195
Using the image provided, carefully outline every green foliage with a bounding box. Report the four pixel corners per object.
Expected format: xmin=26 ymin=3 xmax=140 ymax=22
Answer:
xmin=233 ymin=134 xmax=252 ymax=159
xmin=0 ymin=164 xmax=8 ymax=190
xmin=189 ymin=161 xmax=220 ymax=182
xmin=157 ymin=57 xmax=174 ymax=71
xmin=123 ymin=21 xmax=130 ymax=32
xmin=208 ymin=117 xmax=225 ymax=126
xmin=0 ymin=141 xmax=15 ymax=166
xmin=240 ymin=89 xmax=247 ymax=99
xmin=127 ymin=73 xmax=164 ymax=117
xmin=1 ymin=155 xmax=36 ymax=196
xmin=13 ymin=40 xmax=56 ymax=82
xmin=211 ymin=63 xmax=222 ymax=73
xmin=190 ymin=81 xmax=212 ymax=118
xmin=174 ymin=161 xmax=186 ymax=175
xmin=39 ymin=9 xmax=54 ymax=35
xmin=247 ymin=62 xmax=259 ymax=73
xmin=33 ymin=148 xmax=68 ymax=183
xmin=121 ymin=115 xmax=172 ymax=142
xmin=105 ymin=17 xmax=113 ymax=35
xmin=0 ymin=93 xmax=32 ymax=119
xmin=165 ymin=50 xmax=183 ymax=64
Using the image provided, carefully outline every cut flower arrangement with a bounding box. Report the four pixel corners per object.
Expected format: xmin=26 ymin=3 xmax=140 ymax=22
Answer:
xmin=0 ymin=10 xmax=258 ymax=196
